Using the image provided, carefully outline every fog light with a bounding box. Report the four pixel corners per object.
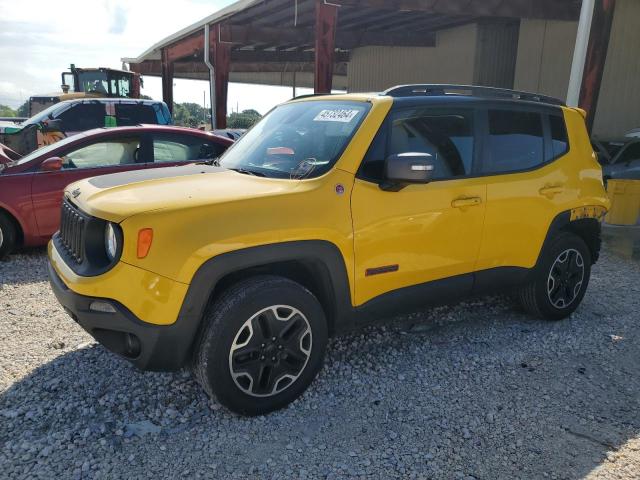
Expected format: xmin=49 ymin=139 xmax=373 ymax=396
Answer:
xmin=89 ymin=301 xmax=116 ymax=313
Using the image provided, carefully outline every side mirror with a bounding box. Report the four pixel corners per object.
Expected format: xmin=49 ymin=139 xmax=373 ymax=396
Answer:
xmin=40 ymin=157 xmax=63 ymax=172
xmin=380 ymin=152 xmax=435 ymax=191
xmin=42 ymin=118 xmax=63 ymax=132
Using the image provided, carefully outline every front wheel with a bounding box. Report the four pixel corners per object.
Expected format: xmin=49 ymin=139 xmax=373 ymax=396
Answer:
xmin=519 ymin=232 xmax=592 ymax=321
xmin=193 ymin=275 xmax=328 ymax=416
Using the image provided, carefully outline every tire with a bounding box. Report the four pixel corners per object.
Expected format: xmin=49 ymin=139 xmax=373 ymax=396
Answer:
xmin=193 ymin=275 xmax=328 ymax=416
xmin=0 ymin=212 xmax=17 ymax=261
xmin=518 ymin=232 xmax=591 ymax=321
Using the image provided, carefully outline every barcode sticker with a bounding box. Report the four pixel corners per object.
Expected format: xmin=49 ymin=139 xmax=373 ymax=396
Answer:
xmin=313 ymin=109 xmax=360 ymax=123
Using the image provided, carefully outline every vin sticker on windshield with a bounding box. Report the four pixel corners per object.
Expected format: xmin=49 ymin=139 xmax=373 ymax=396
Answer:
xmin=313 ymin=109 xmax=360 ymax=123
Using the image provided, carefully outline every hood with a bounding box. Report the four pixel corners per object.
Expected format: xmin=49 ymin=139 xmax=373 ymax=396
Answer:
xmin=66 ymin=163 xmax=302 ymax=223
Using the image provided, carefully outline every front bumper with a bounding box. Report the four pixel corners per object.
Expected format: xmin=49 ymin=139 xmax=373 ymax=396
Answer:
xmin=48 ymin=261 xmax=195 ymax=371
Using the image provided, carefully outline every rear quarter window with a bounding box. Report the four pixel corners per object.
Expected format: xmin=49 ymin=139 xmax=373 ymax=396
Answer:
xmin=549 ymin=114 xmax=569 ymax=160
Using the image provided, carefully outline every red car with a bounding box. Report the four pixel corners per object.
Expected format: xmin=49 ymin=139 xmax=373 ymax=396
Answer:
xmin=0 ymin=125 xmax=232 ymax=259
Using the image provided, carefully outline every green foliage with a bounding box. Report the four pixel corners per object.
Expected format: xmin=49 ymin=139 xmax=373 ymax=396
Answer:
xmin=227 ymin=109 xmax=262 ymax=129
xmin=16 ymin=101 xmax=29 ymax=117
xmin=0 ymin=105 xmax=16 ymax=117
xmin=171 ymin=103 xmax=262 ymax=130
xmin=172 ymin=102 xmax=207 ymax=128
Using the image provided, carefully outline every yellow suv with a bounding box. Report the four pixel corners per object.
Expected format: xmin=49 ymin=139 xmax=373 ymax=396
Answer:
xmin=48 ymin=85 xmax=609 ymax=415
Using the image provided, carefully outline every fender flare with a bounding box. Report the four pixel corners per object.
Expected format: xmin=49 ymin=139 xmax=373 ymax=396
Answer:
xmin=170 ymin=240 xmax=354 ymax=367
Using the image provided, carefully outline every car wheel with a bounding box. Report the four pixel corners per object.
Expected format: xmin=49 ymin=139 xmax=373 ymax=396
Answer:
xmin=193 ymin=275 xmax=328 ymax=416
xmin=519 ymin=232 xmax=591 ymax=321
xmin=0 ymin=212 xmax=17 ymax=261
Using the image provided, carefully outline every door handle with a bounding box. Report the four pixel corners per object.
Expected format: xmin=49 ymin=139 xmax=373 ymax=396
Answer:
xmin=539 ymin=185 xmax=564 ymax=198
xmin=451 ymin=196 xmax=482 ymax=208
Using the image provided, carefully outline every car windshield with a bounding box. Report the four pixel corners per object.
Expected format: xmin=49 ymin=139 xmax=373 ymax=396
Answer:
xmin=22 ymin=102 xmax=70 ymax=126
xmin=218 ymin=100 xmax=370 ymax=179
xmin=8 ymin=133 xmax=87 ymax=167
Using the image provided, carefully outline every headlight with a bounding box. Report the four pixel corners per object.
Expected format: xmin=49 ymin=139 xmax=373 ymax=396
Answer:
xmin=104 ymin=223 xmax=118 ymax=261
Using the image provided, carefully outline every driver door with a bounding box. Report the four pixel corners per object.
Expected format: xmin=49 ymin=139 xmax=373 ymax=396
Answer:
xmin=351 ymin=106 xmax=486 ymax=306
xmin=31 ymin=134 xmax=149 ymax=238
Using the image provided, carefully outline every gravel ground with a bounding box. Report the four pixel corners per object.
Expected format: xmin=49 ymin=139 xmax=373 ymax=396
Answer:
xmin=1 ymin=230 xmax=639 ymax=479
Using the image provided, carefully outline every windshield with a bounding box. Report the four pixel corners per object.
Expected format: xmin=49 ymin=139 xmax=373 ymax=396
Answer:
xmin=22 ymin=102 xmax=70 ymax=126
xmin=218 ymin=100 xmax=370 ymax=179
xmin=9 ymin=133 xmax=86 ymax=167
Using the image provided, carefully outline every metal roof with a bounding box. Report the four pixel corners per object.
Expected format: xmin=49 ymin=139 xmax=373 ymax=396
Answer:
xmin=123 ymin=0 xmax=581 ymax=68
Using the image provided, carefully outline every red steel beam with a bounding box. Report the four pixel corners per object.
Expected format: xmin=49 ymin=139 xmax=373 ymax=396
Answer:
xmin=315 ymin=0 xmax=338 ymax=94
xmin=579 ymin=0 xmax=616 ymax=133
xmin=161 ymin=48 xmax=174 ymax=114
xmin=166 ymin=31 xmax=205 ymax=62
xmin=210 ymin=24 xmax=231 ymax=129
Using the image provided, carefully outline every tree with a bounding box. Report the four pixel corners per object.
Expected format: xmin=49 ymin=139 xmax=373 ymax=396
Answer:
xmin=16 ymin=101 xmax=29 ymax=117
xmin=227 ymin=109 xmax=262 ymax=129
xmin=172 ymin=102 xmax=207 ymax=128
xmin=0 ymin=105 xmax=16 ymax=117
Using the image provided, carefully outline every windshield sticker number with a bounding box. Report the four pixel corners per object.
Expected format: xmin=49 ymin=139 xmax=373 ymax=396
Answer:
xmin=313 ymin=109 xmax=360 ymax=123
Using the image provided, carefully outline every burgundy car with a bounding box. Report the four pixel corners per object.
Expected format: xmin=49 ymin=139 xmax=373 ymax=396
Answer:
xmin=0 ymin=125 xmax=232 ymax=259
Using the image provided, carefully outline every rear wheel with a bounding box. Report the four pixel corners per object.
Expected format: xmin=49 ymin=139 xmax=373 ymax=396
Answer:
xmin=0 ymin=212 xmax=17 ymax=261
xmin=519 ymin=232 xmax=591 ymax=321
xmin=193 ymin=275 xmax=328 ymax=416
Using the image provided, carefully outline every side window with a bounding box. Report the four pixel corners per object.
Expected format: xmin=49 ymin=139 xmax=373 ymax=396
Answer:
xmin=549 ymin=114 xmax=569 ymax=160
xmin=61 ymin=137 xmax=141 ymax=169
xmin=360 ymin=108 xmax=474 ymax=182
xmin=115 ymin=104 xmax=158 ymax=126
xmin=57 ymin=103 xmax=105 ymax=132
xmin=484 ymin=109 xmax=544 ymax=174
xmin=152 ymin=134 xmax=226 ymax=163
xmin=615 ymin=143 xmax=640 ymax=164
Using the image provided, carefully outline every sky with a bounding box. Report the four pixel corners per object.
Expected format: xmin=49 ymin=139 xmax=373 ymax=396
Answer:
xmin=0 ymin=0 xmax=313 ymax=114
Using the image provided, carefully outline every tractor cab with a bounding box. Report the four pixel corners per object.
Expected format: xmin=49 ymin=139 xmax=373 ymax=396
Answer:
xmin=29 ymin=65 xmax=142 ymax=116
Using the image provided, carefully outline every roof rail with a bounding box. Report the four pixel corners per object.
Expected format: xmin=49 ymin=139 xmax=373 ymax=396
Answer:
xmin=381 ymin=84 xmax=565 ymax=106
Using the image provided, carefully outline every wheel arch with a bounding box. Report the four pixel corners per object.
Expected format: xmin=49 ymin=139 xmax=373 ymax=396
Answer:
xmin=539 ymin=210 xmax=602 ymax=266
xmin=0 ymin=204 xmax=24 ymax=247
xmin=175 ymin=240 xmax=353 ymax=366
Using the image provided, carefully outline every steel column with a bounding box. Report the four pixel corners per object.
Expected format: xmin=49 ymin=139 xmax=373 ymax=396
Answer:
xmin=161 ymin=48 xmax=174 ymax=114
xmin=579 ymin=0 xmax=616 ymax=132
xmin=210 ymin=24 xmax=231 ymax=129
xmin=314 ymin=0 xmax=338 ymax=94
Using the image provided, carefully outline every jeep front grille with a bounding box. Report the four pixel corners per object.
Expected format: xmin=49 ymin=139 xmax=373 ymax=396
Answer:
xmin=59 ymin=199 xmax=86 ymax=264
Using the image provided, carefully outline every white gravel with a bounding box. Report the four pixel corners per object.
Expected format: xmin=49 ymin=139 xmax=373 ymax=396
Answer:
xmin=1 ymin=233 xmax=639 ymax=479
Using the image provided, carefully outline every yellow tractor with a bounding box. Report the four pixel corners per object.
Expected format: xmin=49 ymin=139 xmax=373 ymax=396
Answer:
xmin=29 ymin=64 xmax=143 ymax=116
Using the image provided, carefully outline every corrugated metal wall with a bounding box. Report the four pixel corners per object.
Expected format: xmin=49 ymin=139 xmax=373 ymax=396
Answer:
xmin=593 ymin=0 xmax=640 ymax=137
xmin=347 ymin=24 xmax=478 ymax=92
xmin=347 ymin=2 xmax=639 ymax=136
xmin=513 ymin=20 xmax=577 ymax=100
xmin=474 ymin=21 xmax=520 ymax=88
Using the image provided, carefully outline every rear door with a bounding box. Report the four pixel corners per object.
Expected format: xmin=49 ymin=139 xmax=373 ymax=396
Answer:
xmin=475 ymin=107 xmax=572 ymax=273
xmin=147 ymin=132 xmax=228 ymax=169
xmin=31 ymin=134 xmax=149 ymax=238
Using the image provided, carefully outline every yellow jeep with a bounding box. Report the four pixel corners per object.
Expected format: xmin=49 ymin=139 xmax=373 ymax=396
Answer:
xmin=48 ymin=85 xmax=610 ymax=415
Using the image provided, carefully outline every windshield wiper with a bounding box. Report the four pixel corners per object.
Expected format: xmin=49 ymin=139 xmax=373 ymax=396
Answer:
xmin=200 ymin=157 xmax=220 ymax=166
xmin=229 ymin=167 xmax=266 ymax=177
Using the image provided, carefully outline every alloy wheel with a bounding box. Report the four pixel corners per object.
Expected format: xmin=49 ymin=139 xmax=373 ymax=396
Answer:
xmin=229 ymin=305 xmax=312 ymax=397
xmin=547 ymin=248 xmax=585 ymax=309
